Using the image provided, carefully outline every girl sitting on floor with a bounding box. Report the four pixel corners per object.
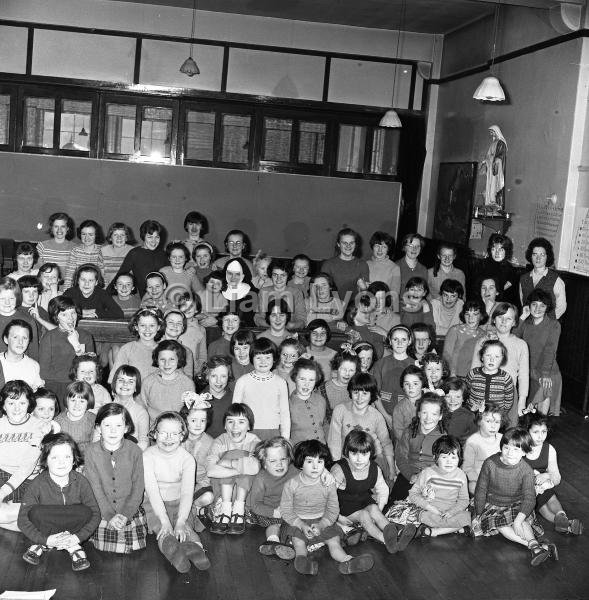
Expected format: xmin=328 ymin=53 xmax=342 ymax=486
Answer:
xmin=473 ymin=427 xmax=557 ymax=567
xmin=84 ymin=403 xmax=148 ymax=554
xmin=206 ymin=403 xmax=260 ymax=536
xmin=402 ymin=435 xmax=471 ymax=538
xmin=143 ymin=411 xmax=210 ymax=573
xmin=250 ymin=436 xmax=298 ymax=559
xmin=331 ymin=430 xmax=396 ymax=552
xmin=18 ymin=432 xmax=100 ymax=571
xmin=521 ymin=412 xmax=583 ymax=536
xmin=280 ymin=439 xmax=374 ymax=576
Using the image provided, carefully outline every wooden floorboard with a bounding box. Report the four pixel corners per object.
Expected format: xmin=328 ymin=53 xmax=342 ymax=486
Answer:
xmin=1 ymin=410 xmax=588 ymax=600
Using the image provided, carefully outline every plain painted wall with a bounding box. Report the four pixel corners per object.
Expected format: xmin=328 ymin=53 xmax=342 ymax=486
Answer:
xmin=0 ymin=153 xmax=401 ymax=260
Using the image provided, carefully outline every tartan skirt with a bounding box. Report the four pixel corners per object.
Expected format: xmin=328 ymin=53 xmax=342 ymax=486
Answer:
xmin=90 ymin=507 xmax=148 ymax=554
xmin=385 ymin=500 xmax=423 ymax=526
xmin=0 ymin=468 xmax=31 ymax=503
xmin=246 ymin=509 xmax=282 ymax=528
xmin=476 ymin=502 xmax=544 ymax=537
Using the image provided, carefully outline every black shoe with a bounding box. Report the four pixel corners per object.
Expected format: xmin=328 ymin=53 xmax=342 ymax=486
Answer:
xmin=210 ymin=513 xmax=231 ymax=535
xmin=227 ymin=513 xmax=246 ymax=535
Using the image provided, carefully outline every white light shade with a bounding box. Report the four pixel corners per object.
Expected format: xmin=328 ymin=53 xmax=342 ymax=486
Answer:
xmin=473 ymin=76 xmax=505 ymax=101
xmin=179 ymin=56 xmax=200 ymax=77
xmin=379 ymin=109 xmax=402 ymax=128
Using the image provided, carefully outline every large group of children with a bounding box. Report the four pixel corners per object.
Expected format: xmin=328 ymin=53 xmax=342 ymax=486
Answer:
xmin=0 ymin=210 xmax=582 ymax=580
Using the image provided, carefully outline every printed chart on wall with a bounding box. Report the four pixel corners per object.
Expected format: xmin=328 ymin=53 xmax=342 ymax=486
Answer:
xmin=571 ymin=207 xmax=589 ymax=275
xmin=530 ymin=197 xmax=563 ymax=249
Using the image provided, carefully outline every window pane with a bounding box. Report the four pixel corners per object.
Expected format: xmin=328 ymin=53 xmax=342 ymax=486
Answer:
xmin=106 ymin=103 xmax=136 ymax=154
xmin=263 ymin=117 xmax=292 ymax=162
xmin=185 ymin=110 xmax=215 ymax=161
xmin=24 ymin=97 xmax=54 ymax=148
xmin=370 ymin=128 xmax=400 ymax=176
xmin=220 ymin=114 xmax=250 ymax=164
xmin=336 ymin=125 xmax=366 ymax=173
xmin=60 ymin=99 xmax=92 ymax=151
xmin=0 ymin=95 xmax=9 ymax=145
xmin=140 ymin=106 xmax=172 ymax=159
xmin=299 ymin=121 xmax=326 ymax=164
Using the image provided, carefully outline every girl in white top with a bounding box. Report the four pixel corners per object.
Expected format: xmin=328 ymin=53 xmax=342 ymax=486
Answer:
xmin=233 ymin=338 xmax=290 ymax=440
xmin=462 ymin=405 xmax=503 ymax=494
xmin=0 ymin=320 xmax=44 ymax=390
xmin=143 ymin=411 xmax=210 ymax=573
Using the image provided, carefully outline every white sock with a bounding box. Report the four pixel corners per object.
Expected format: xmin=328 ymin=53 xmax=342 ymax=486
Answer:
xmin=221 ymin=501 xmax=232 ymax=516
xmin=267 ymin=534 xmax=280 ymax=543
xmin=232 ymin=500 xmax=245 ymax=515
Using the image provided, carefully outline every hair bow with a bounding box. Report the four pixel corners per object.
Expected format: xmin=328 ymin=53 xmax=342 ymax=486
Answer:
xmin=340 ymin=342 xmax=357 ymax=355
xmin=182 ymin=391 xmax=212 ymax=410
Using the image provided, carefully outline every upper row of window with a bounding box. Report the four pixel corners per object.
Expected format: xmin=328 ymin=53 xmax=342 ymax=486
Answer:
xmin=0 ymin=90 xmax=400 ymax=178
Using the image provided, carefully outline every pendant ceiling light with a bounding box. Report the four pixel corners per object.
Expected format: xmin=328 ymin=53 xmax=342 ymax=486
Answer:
xmin=180 ymin=0 xmax=200 ymax=77
xmin=379 ymin=0 xmax=407 ymax=128
xmin=473 ymin=1 xmax=505 ymax=101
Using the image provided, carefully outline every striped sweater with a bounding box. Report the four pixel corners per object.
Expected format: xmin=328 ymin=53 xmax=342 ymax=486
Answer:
xmin=466 ymin=367 xmax=514 ymax=414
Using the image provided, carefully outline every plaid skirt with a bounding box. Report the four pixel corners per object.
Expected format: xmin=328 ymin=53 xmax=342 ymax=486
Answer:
xmin=385 ymin=500 xmax=423 ymax=526
xmin=246 ymin=509 xmax=282 ymax=528
xmin=0 ymin=468 xmax=32 ymax=503
xmin=475 ymin=502 xmax=544 ymax=537
xmin=90 ymin=507 xmax=148 ymax=554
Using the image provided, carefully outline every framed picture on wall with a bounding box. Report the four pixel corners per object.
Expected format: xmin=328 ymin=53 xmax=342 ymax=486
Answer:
xmin=433 ymin=161 xmax=477 ymax=247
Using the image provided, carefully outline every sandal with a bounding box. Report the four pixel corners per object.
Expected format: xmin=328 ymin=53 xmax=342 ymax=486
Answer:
xmin=227 ymin=513 xmax=246 ymax=535
xmin=529 ymin=543 xmax=550 ymax=567
xmin=414 ymin=524 xmax=433 ymax=538
xmin=209 ymin=513 xmax=231 ymax=535
xmin=22 ymin=544 xmax=45 ymax=566
xmin=343 ymin=527 xmax=366 ymax=547
xmin=542 ymin=542 xmax=559 ymax=562
xmin=70 ymin=549 xmax=90 ymax=572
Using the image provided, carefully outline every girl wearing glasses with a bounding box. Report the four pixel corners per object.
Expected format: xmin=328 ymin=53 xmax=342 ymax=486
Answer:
xmin=143 ymin=411 xmax=210 ymax=573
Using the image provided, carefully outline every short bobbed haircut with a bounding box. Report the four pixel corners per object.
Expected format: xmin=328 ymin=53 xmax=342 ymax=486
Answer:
xmin=347 ymin=372 xmax=378 ymax=404
xmin=293 ymin=439 xmax=332 ymax=469
xmin=184 ymin=211 xmax=209 ymax=235
xmin=342 ymin=429 xmax=376 ymax=460
xmin=39 ymin=432 xmax=83 ymax=470
xmin=152 ymin=339 xmax=187 ymax=369
xmin=223 ymin=402 xmax=255 ymax=430
xmin=65 ymin=380 xmax=95 ymax=409
xmin=525 ymin=237 xmax=555 ymax=267
xmin=111 ymin=364 xmax=142 ymax=397
xmin=48 ymin=296 xmax=80 ymax=326
xmin=73 ymin=263 xmax=105 ymax=289
xmin=500 ymin=427 xmax=532 ymax=453
xmin=0 ymin=380 xmax=35 ymax=414
xmin=432 ymin=434 xmax=462 ymax=462
xmin=139 ymin=219 xmax=163 ymax=241
xmin=459 ymin=299 xmax=488 ymax=325
xmin=95 ymin=402 xmax=135 ymax=436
